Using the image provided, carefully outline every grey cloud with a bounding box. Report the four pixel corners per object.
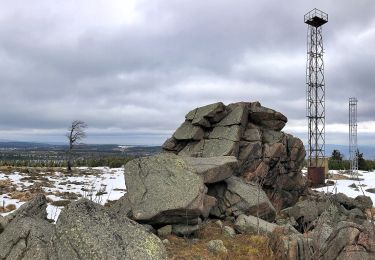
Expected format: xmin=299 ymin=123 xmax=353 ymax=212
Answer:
xmin=0 ymin=0 xmax=374 ymax=144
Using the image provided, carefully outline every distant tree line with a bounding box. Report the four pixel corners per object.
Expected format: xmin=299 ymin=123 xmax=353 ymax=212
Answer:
xmin=328 ymin=149 xmax=375 ymax=171
xmin=0 ymin=156 xmax=134 ymax=168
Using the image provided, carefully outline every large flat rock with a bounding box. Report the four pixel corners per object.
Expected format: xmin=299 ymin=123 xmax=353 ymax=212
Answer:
xmin=54 ymin=199 xmax=167 ymax=260
xmin=123 ymin=153 xmax=239 ymax=224
xmin=178 ymin=138 xmax=239 ymax=158
xmin=124 ymin=154 xmax=207 ymax=223
xmin=183 ymin=156 xmax=238 ymax=183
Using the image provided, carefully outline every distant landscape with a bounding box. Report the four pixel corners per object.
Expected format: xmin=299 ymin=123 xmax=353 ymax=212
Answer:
xmin=1 ymin=140 xmax=375 ymax=165
xmin=0 ymin=141 xmax=161 ymax=167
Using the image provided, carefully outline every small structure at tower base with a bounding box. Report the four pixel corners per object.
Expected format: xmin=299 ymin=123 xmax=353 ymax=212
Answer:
xmin=308 ymin=166 xmax=325 ymax=185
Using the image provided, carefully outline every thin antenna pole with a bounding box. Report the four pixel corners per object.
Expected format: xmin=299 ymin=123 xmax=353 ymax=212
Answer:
xmin=349 ymin=97 xmax=358 ymax=178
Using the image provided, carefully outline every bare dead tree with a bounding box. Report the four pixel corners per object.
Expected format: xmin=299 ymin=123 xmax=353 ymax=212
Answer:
xmin=66 ymin=120 xmax=87 ymax=171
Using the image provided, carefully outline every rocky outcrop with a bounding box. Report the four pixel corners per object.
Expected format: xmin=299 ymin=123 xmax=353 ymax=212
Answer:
xmin=0 ymin=195 xmax=167 ymax=260
xmin=114 ymin=101 xmax=306 ymax=229
xmin=118 ymin=149 xmax=279 ymax=226
xmin=163 ymin=101 xmax=306 ymax=209
xmin=208 ymin=176 xmax=276 ymax=221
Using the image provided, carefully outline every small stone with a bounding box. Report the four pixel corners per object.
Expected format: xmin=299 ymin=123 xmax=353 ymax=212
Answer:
xmin=223 ymin=226 xmax=236 ymax=237
xmin=224 ymin=216 xmax=235 ymax=222
xmin=162 ymin=239 xmax=170 ymax=245
xmin=214 ymin=220 xmax=223 ymax=228
xmin=141 ymin=224 xmax=156 ymax=234
xmin=207 ymin=239 xmax=228 ymax=255
xmin=172 ymin=224 xmax=200 ymax=237
xmin=234 ymin=214 xmax=278 ymax=235
xmin=191 ymin=238 xmax=200 ymax=244
xmin=157 ymin=225 xmax=172 ymax=237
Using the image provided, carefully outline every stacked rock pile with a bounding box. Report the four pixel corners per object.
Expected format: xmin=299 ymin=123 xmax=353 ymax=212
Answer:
xmin=163 ymin=101 xmax=306 ymax=209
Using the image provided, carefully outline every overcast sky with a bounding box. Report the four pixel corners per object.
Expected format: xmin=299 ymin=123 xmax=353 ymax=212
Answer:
xmin=0 ymin=0 xmax=374 ymax=146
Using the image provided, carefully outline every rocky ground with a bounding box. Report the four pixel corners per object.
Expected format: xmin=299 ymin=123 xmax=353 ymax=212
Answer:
xmin=1 ymin=101 xmax=375 ymax=259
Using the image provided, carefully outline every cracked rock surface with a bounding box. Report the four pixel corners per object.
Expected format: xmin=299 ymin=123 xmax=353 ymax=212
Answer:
xmin=0 ymin=194 xmax=55 ymax=260
xmin=122 ymin=153 xmax=238 ymax=224
xmin=52 ymin=198 xmax=167 ymax=260
xmin=0 ymin=195 xmax=168 ymax=260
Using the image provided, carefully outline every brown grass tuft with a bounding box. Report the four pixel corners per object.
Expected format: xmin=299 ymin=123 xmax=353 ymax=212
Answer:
xmin=165 ymin=221 xmax=275 ymax=260
xmin=0 ymin=203 xmax=17 ymax=213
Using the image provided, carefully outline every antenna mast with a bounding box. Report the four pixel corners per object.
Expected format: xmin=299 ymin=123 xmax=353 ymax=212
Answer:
xmin=349 ymin=97 xmax=358 ymax=177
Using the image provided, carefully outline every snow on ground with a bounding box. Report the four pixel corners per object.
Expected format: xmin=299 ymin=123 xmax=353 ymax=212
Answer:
xmin=0 ymin=167 xmax=126 ymax=222
xmin=314 ymin=170 xmax=375 ymax=203
xmin=2 ymin=166 xmax=374 ymax=223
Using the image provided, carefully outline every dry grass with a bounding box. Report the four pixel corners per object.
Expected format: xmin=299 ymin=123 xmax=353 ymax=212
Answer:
xmin=0 ymin=203 xmax=16 ymax=213
xmin=0 ymin=179 xmax=17 ymax=195
xmin=9 ymin=191 xmax=37 ymax=201
xmin=50 ymin=199 xmax=71 ymax=207
xmin=366 ymin=207 xmax=375 ymax=220
xmin=328 ymin=173 xmax=349 ymax=180
xmin=165 ymin=221 xmax=275 ymax=260
xmin=0 ymin=166 xmax=62 ymax=174
xmin=50 ymin=190 xmax=80 ymax=200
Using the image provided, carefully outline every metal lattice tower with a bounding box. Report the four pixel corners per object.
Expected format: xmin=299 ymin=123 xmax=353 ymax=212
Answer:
xmin=305 ymin=9 xmax=328 ymax=167
xmin=349 ymin=97 xmax=358 ymax=176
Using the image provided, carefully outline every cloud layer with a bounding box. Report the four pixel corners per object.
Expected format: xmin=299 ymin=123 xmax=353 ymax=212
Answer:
xmin=0 ymin=0 xmax=374 ymax=145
